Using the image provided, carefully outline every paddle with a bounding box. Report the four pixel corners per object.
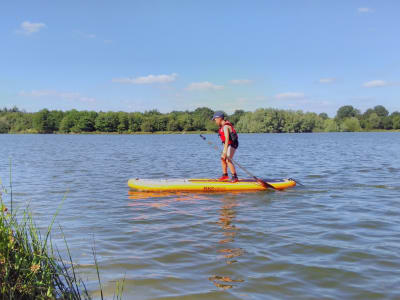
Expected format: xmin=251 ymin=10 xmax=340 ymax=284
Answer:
xmin=199 ymin=134 xmax=277 ymax=190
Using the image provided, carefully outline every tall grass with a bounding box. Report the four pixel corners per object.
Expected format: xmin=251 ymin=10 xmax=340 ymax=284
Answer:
xmin=0 ymin=174 xmax=124 ymax=299
xmin=0 ymin=195 xmax=90 ymax=298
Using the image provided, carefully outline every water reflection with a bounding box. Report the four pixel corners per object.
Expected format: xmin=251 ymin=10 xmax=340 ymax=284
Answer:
xmin=128 ymin=190 xmax=259 ymax=291
xmin=209 ymin=196 xmax=245 ymax=289
xmin=127 ymin=190 xmax=257 ymax=205
xmin=127 ymin=190 xmax=210 ymax=206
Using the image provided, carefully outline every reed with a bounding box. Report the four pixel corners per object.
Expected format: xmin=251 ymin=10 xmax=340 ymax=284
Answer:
xmin=0 ymin=176 xmax=124 ymax=299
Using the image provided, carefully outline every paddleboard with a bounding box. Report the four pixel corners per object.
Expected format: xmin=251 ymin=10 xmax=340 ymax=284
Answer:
xmin=128 ymin=178 xmax=296 ymax=192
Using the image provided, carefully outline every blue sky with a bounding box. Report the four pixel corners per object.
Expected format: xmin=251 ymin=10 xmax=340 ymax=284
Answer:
xmin=1 ymin=0 xmax=399 ymax=116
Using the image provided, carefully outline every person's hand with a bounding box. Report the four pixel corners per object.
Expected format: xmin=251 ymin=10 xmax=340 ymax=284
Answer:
xmin=221 ymin=152 xmax=227 ymax=160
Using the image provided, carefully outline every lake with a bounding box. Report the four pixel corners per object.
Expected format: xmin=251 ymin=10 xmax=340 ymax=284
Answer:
xmin=1 ymin=133 xmax=400 ymax=299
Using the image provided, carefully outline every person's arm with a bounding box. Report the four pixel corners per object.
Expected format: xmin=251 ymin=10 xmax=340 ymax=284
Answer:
xmin=221 ymin=125 xmax=230 ymax=159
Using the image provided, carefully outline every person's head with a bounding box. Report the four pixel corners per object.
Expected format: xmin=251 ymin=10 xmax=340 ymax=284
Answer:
xmin=212 ymin=111 xmax=225 ymax=126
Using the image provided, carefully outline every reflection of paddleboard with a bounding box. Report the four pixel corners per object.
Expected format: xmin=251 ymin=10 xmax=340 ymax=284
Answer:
xmin=128 ymin=178 xmax=296 ymax=192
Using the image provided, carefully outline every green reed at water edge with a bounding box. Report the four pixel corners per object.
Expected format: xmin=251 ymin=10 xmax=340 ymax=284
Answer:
xmin=0 ymin=178 xmax=124 ymax=299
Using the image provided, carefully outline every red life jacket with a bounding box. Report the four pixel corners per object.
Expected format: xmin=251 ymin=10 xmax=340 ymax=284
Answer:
xmin=218 ymin=121 xmax=238 ymax=146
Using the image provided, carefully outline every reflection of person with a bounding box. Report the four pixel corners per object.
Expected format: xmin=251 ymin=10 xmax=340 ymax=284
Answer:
xmin=212 ymin=111 xmax=239 ymax=182
xmin=209 ymin=197 xmax=244 ymax=289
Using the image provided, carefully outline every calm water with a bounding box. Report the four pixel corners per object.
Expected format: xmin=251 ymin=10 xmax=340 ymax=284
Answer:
xmin=1 ymin=133 xmax=400 ymax=299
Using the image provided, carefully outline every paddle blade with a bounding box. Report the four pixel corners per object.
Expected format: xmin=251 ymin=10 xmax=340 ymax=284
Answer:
xmin=256 ymin=178 xmax=277 ymax=190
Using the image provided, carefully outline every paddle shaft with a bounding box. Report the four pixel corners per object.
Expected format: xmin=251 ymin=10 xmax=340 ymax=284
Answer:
xmin=199 ymin=134 xmax=277 ymax=190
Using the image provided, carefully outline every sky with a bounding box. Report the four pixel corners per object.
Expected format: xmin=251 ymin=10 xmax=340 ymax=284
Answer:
xmin=1 ymin=0 xmax=399 ymax=116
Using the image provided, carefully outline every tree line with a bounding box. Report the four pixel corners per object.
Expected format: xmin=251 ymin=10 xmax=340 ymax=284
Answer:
xmin=0 ymin=105 xmax=399 ymax=134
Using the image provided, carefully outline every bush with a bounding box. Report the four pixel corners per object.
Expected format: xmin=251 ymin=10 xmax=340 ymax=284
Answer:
xmin=324 ymin=119 xmax=338 ymax=132
xmin=0 ymin=118 xmax=10 ymax=133
xmin=341 ymin=117 xmax=361 ymax=132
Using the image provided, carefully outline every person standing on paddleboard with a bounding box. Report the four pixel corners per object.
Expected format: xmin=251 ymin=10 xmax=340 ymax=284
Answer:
xmin=212 ymin=111 xmax=239 ymax=182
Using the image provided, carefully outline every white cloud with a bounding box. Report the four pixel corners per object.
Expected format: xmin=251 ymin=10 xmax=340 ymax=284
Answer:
xmin=358 ymin=7 xmax=374 ymax=13
xmin=186 ymin=81 xmax=224 ymax=91
xmin=112 ymin=73 xmax=178 ymax=84
xmin=74 ymin=31 xmax=98 ymax=40
xmin=84 ymin=33 xmax=96 ymax=39
xmin=236 ymin=97 xmax=248 ymax=104
xmin=19 ymin=90 xmax=54 ymax=97
xmin=230 ymin=79 xmax=252 ymax=85
xmin=17 ymin=21 xmax=46 ymax=35
xmin=318 ymin=78 xmax=336 ymax=84
xmin=19 ymin=90 xmax=96 ymax=103
xmin=363 ymin=80 xmax=388 ymax=88
xmin=275 ymin=92 xmax=305 ymax=99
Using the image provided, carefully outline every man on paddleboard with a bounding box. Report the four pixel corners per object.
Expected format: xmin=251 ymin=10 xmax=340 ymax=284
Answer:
xmin=212 ymin=111 xmax=239 ymax=182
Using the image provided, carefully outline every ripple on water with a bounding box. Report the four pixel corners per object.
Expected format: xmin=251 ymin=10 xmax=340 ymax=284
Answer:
xmin=2 ymin=133 xmax=400 ymax=299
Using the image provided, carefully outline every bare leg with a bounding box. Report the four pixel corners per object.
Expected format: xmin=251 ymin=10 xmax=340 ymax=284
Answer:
xmin=221 ymin=158 xmax=228 ymax=174
xmin=227 ymin=160 xmax=237 ymax=175
xmin=226 ymin=146 xmax=237 ymax=176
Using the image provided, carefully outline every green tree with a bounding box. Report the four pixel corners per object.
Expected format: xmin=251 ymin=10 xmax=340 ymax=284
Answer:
xmin=167 ymin=118 xmax=179 ymax=131
xmin=205 ymin=120 xmax=219 ymax=132
xmin=156 ymin=115 xmax=168 ymax=131
xmin=366 ymin=113 xmax=381 ymax=129
xmin=117 ymin=112 xmax=129 ymax=132
xmin=313 ymin=114 xmax=325 ymax=131
xmin=166 ymin=114 xmax=180 ymax=131
xmin=194 ymin=108 xmax=219 ymax=132
xmin=75 ymin=111 xmax=97 ymax=132
xmin=191 ymin=114 xmax=205 ymax=130
xmin=128 ymin=113 xmax=143 ymax=132
xmin=391 ymin=112 xmax=400 ymax=129
xmin=33 ymin=109 xmax=56 ymax=133
xmin=59 ymin=110 xmax=80 ymax=133
xmin=367 ymin=113 xmax=381 ymax=129
xmin=341 ymin=117 xmax=361 ymax=132
xmin=363 ymin=108 xmax=374 ymax=117
xmin=237 ymin=109 xmax=265 ymax=133
xmin=336 ymin=105 xmax=360 ymax=121
xmin=229 ymin=110 xmax=245 ymax=125
xmin=319 ymin=112 xmax=329 ymax=120
xmin=373 ymin=105 xmax=389 ymax=117
xmin=360 ymin=106 xmax=389 ymax=129
xmin=324 ymin=119 xmax=338 ymax=132
xmin=282 ymin=111 xmax=303 ymax=133
xmin=301 ymin=113 xmax=319 ymax=132
xmin=48 ymin=110 xmax=64 ymax=131
xmin=193 ymin=107 xmax=214 ymax=129
xmin=265 ymin=109 xmax=285 ymax=132
xmin=382 ymin=116 xmax=393 ymax=130
xmin=10 ymin=113 xmax=33 ymax=132
xmin=2 ymin=106 xmax=399 ymax=134
xmin=2 ymin=112 xmax=24 ymax=132
xmin=0 ymin=117 xmax=10 ymax=133
xmin=140 ymin=118 xmax=154 ymax=132
xmin=177 ymin=113 xmax=193 ymax=131
xmin=144 ymin=109 xmax=161 ymax=117
xmin=95 ymin=112 xmax=119 ymax=132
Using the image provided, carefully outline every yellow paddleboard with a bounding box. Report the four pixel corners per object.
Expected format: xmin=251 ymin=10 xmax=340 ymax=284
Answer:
xmin=128 ymin=178 xmax=296 ymax=192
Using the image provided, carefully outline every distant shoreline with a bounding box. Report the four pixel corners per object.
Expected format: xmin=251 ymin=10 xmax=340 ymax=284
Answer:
xmin=2 ymin=106 xmax=399 ymax=134
xmin=2 ymin=129 xmax=399 ymax=135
